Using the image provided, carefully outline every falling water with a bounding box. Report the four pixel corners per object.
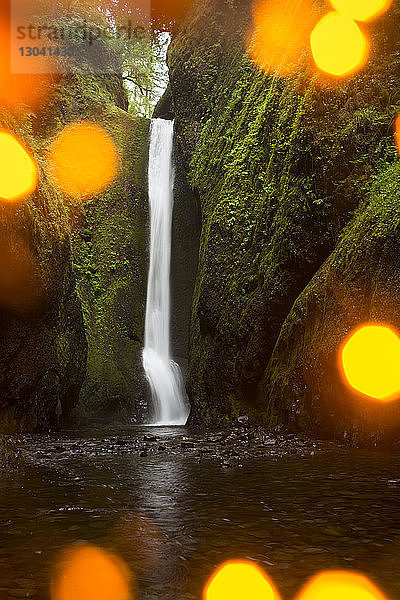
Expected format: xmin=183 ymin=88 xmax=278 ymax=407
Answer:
xmin=142 ymin=119 xmax=190 ymax=426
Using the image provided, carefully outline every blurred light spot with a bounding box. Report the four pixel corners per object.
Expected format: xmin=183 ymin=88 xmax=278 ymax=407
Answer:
xmin=51 ymin=544 xmax=133 ymax=600
xmin=247 ymin=0 xmax=315 ymax=76
xmin=311 ymin=12 xmax=367 ymax=76
xmin=0 ymin=132 xmax=38 ymax=202
xmin=394 ymin=113 xmax=400 ymax=155
xmin=0 ymin=18 xmax=53 ymax=110
xmin=48 ymin=122 xmax=120 ymax=201
xmin=204 ymin=561 xmax=280 ymax=600
xmin=340 ymin=324 xmax=400 ymax=402
xmin=296 ymin=571 xmax=389 ymax=600
xmin=330 ymin=0 xmax=392 ymax=22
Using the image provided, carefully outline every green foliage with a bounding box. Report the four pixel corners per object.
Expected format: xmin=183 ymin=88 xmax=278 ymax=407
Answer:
xmin=22 ymin=1 xmax=169 ymax=118
xmin=124 ymin=32 xmax=170 ymax=117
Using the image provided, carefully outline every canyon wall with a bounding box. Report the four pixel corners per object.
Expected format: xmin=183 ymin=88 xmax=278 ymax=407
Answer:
xmin=0 ymin=12 xmax=150 ymax=430
xmin=165 ymin=0 xmax=400 ymax=444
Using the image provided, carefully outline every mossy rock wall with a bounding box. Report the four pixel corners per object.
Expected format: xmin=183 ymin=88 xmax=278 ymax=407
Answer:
xmin=0 ymin=114 xmax=87 ymax=433
xmin=166 ymin=0 xmax=400 ymax=442
xmin=71 ymin=110 xmax=150 ymax=423
xmin=32 ymin=11 xmax=152 ymax=425
xmin=0 ymin=240 xmax=87 ymax=433
xmin=263 ymin=163 xmax=400 ymax=446
xmin=170 ymin=138 xmax=202 ymax=374
xmin=0 ymin=8 xmax=151 ymax=429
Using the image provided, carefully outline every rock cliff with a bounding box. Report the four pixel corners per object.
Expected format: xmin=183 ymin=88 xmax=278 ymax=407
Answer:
xmin=165 ymin=0 xmax=400 ymax=444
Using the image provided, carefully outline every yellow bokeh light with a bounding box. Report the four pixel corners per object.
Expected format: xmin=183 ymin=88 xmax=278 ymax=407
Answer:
xmin=51 ymin=544 xmax=133 ymax=600
xmin=247 ymin=0 xmax=315 ymax=76
xmin=340 ymin=324 xmax=400 ymax=402
xmin=330 ymin=0 xmax=392 ymax=22
xmin=394 ymin=113 xmax=400 ymax=155
xmin=296 ymin=571 xmax=389 ymax=600
xmin=0 ymin=132 xmax=38 ymax=202
xmin=0 ymin=17 xmax=53 ymax=110
xmin=311 ymin=12 xmax=368 ymax=77
xmin=48 ymin=122 xmax=120 ymax=201
xmin=203 ymin=561 xmax=280 ymax=600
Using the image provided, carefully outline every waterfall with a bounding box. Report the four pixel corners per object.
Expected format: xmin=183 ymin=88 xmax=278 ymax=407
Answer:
xmin=142 ymin=119 xmax=190 ymax=426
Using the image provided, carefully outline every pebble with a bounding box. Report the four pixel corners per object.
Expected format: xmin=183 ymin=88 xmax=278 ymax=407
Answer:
xmin=181 ymin=441 xmax=195 ymax=449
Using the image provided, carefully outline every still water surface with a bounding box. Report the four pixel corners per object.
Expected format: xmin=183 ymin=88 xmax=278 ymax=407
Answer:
xmin=1 ymin=427 xmax=400 ymax=600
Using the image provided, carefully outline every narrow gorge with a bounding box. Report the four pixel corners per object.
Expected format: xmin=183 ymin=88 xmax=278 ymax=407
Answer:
xmin=2 ymin=1 xmax=400 ymax=597
xmin=1 ymin=0 xmax=400 ymax=446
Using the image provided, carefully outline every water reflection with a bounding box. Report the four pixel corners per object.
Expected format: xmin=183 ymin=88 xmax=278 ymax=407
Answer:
xmin=127 ymin=426 xmax=192 ymax=597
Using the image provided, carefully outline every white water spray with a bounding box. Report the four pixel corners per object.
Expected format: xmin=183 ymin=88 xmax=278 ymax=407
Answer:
xmin=142 ymin=119 xmax=190 ymax=426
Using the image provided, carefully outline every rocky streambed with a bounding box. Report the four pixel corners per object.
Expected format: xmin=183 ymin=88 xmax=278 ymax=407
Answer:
xmin=1 ymin=426 xmax=400 ymax=600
